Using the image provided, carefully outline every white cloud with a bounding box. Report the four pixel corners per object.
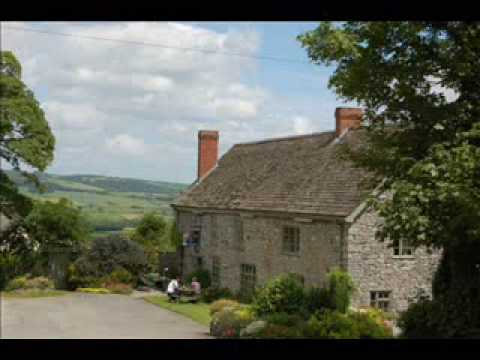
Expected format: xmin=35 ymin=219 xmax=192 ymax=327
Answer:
xmin=2 ymin=21 xmax=339 ymax=182
xmin=105 ymin=134 xmax=148 ymax=156
xmin=293 ymin=116 xmax=313 ymax=134
xmin=43 ymin=101 xmax=107 ymax=131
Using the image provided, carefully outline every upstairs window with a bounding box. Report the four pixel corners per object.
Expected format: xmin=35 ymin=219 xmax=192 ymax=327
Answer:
xmin=282 ymin=226 xmax=300 ymax=254
xmin=190 ymin=227 xmax=201 ymax=246
xmin=370 ymin=291 xmax=391 ymax=311
xmin=393 ymin=238 xmax=414 ymax=257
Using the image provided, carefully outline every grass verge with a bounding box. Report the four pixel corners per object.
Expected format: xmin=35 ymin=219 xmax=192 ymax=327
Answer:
xmin=2 ymin=289 xmax=69 ymax=299
xmin=144 ymin=295 xmax=211 ymax=326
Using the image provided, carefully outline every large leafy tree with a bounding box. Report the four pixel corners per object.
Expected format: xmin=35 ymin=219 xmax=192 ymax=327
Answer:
xmin=0 ymin=51 xmax=55 ymax=216
xmin=298 ymin=22 xmax=480 ymax=336
xmin=22 ymin=198 xmax=90 ymax=256
xmin=130 ymin=212 xmax=168 ymax=269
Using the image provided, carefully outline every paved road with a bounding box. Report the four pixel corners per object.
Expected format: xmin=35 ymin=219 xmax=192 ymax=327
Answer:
xmin=0 ymin=292 xmax=211 ymax=339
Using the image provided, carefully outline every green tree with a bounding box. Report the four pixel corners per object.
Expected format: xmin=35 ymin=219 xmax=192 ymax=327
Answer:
xmin=298 ymin=22 xmax=480 ymax=336
xmin=0 ymin=51 xmax=56 ymax=216
xmin=130 ymin=212 xmax=168 ymax=269
xmin=168 ymin=220 xmax=183 ymax=250
xmin=24 ymin=198 xmax=90 ymax=255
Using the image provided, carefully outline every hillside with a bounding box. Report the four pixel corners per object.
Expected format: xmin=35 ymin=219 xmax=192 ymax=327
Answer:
xmin=5 ymin=170 xmax=189 ymax=236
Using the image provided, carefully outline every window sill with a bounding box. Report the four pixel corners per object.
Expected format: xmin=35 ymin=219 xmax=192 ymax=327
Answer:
xmin=282 ymin=252 xmax=301 ymax=257
xmin=392 ymin=255 xmax=415 ymax=260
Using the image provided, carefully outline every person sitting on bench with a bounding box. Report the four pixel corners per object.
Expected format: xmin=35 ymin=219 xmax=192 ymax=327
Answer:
xmin=167 ymin=277 xmax=181 ymax=302
xmin=190 ymin=276 xmax=201 ymax=302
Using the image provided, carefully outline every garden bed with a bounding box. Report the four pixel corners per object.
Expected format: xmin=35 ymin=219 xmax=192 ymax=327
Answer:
xmin=2 ymin=289 xmax=69 ymax=299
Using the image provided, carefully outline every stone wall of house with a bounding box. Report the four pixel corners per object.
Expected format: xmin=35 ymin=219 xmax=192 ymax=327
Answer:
xmin=176 ymin=210 xmax=343 ymax=293
xmin=347 ymin=207 xmax=441 ymax=313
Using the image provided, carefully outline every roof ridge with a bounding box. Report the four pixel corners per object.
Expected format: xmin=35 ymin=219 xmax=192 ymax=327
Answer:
xmin=235 ymin=130 xmax=336 ymax=147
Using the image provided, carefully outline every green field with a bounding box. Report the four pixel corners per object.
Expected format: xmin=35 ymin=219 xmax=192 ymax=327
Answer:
xmin=7 ymin=170 xmax=188 ymax=237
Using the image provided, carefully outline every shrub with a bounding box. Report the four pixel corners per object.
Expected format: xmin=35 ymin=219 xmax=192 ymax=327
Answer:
xmin=0 ymin=253 xmax=21 ymax=290
xmin=327 ymin=268 xmax=355 ymax=313
xmin=105 ymin=282 xmax=133 ymax=295
xmin=252 ymin=273 xmax=305 ymax=316
xmin=5 ymin=276 xmax=28 ymax=291
xmin=304 ymin=310 xmax=360 ymax=339
xmin=5 ymin=276 xmax=54 ymax=291
xmin=83 ymin=235 xmax=147 ymax=276
xmin=235 ymin=289 xmax=255 ymax=304
xmin=240 ymin=320 xmax=267 ymax=338
xmin=65 ymin=264 xmax=102 ymax=290
xmin=263 ymin=312 xmax=304 ymax=328
xmin=398 ymin=299 xmax=441 ymax=338
xmin=185 ymin=269 xmax=211 ymax=289
xmin=256 ymin=323 xmax=304 ymax=338
xmin=106 ymin=268 xmax=135 ymax=285
xmin=27 ymin=276 xmax=54 ymax=290
xmin=67 ymin=235 xmax=148 ymax=289
xmin=303 ymin=309 xmax=392 ymax=339
xmin=210 ymin=299 xmax=240 ymax=315
xmin=349 ymin=311 xmax=393 ymax=338
xmin=210 ymin=305 xmax=256 ymax=338
xmin=201 ymin=287 xmax=234 ymax=303
xmin=304 ymin=286 xmax=333 ymax=314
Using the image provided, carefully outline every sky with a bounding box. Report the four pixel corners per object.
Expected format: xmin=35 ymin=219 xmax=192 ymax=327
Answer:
xmin=2 ymin=21 xmax=357 ymax=184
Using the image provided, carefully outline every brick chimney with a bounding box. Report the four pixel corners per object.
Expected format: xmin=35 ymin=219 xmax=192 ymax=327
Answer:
xmin=335 ymin=107 xmax=363 ymax=137
xmin=197 ymin=130 xmax=219 ymax=180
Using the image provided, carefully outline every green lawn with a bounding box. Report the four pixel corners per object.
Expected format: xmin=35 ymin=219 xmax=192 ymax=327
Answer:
xmin=144 ymin=295 xmax=211 ymax=326
xmin=2 ymin=289 xmax=69 ymax=299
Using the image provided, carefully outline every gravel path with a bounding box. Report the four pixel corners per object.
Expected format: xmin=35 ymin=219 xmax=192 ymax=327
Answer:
xmin=0 ymin=292 xmax=211 ymax=339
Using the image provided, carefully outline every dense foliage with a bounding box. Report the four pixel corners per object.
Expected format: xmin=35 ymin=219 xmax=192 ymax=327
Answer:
xmin=210 ymin=304 xmax=255 ymax=338
xmin=0 ymin=51 xmax=55 ymax=216
xmin=299 ymin=21 xmax=480 ymax=337
xmin=0 ymin=253 xmax=21 ymax=290
xmin=327 ymin=268 xmax=356 ymax=313
xmin=67 ymin=234 xmax=147 ymax=289
xmin=209 ymin=272 xmax=390 ymax=339
xmin=201 ymin=286 xmax=234 ymax=303
xmin=130 ymin=212 xmax=169 ymax=269
xmin=23 ymin=198 xmax=90 ymax=253
xmin=252 ymin=273 xmax=306 ymax=316
xmin=209 ymin=299 xmax=240 ymax=316
xmin=5 ymin=275 xmax=53 ymax=291
xmin=168 ymin=221 xmax=183 ymax=250
xmin=304 ymin=310 xmax=392 ymax=339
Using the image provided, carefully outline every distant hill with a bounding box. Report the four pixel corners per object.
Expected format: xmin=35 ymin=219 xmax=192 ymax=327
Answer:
xmin=5 ymin=170 xmax=189 ymax=237
xmin=6 ymin=170 xmax=187 ymax=197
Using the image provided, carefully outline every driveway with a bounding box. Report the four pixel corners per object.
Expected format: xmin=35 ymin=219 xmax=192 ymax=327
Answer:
xmin=0 ymin=292 xmax=211 ymax=339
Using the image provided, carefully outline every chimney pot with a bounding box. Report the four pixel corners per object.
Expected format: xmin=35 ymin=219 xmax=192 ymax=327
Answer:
xmin=335 ymin=107 xmax=363 ymax=137
xmin=197 ymin=130 xmax=219 ymax=180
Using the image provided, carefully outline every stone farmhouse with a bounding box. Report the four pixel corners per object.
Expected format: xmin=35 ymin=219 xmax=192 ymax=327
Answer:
xmin=172 ymin=107 xmax=439 ymax=313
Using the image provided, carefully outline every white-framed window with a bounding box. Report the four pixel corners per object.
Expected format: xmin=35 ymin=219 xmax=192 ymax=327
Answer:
xmin=240 ymin=263 xmax=256 ymax=297
xmin=370 ymin=291 xmax=391 ymax=311
xmin=282 ymin=226 xmax=300 ymax=254
xmin=393 ymin=238 xmax=414 ymax=257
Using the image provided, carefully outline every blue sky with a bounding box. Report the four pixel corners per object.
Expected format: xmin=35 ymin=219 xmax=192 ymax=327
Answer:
xmin=4 ymin=22 xmax=355 ymax=183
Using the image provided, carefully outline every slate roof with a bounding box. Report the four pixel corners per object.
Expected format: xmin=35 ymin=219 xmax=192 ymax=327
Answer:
xmin=173 ymin=129 xmax=376 ymax=218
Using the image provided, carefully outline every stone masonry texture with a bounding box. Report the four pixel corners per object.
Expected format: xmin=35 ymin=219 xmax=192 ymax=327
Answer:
xmin=177 ymin=210 xmax=343 ymax=293
xmin=347 ymin=207 xmax=440 ymax=313
xmin=177 ymin=207 xmax=440 ymax=314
